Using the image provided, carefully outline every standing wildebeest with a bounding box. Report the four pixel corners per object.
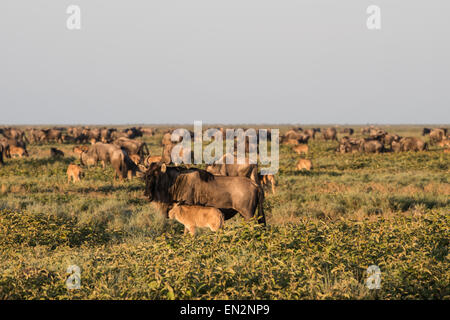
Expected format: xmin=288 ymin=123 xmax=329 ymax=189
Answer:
xmin=422 ymin=128 xmax=431 ymax=136
xmin=144 ymin=163 xmax=266 ymax=225
xmin=322 ymin=128 xmax=338 ymax=141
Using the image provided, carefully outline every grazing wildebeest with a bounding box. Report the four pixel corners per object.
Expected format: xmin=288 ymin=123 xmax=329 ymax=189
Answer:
xmin=144 ymin=163 xmax=266 ymax=225
xmin=114 ymin=137 xmax=149 ymax=158
xmin=168 ymin=204 xmax=224 ymax=235
xmin=50 ymin=148 xmax=64 ymax=158
xmin=359 ymin=139 xmax=384 ymax=153
xmin=322 ymin=128 xmax=338 ymax=141
xmin=80 ymin=142 xmax=141 ymax=180
xmin=393 ymin=137 xmax=427 ymax=152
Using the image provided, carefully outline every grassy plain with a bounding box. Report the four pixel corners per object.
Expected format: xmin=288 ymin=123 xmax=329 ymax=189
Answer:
xmin=0 ymin=125 xmax=449 ymax=299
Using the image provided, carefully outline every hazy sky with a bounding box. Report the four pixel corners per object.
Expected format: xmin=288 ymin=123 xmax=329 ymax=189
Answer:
xmin=1 ymin=0 xmax=449 ymax=125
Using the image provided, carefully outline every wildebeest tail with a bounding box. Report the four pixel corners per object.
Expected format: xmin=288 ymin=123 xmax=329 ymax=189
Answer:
xmin=257 ymin=185 xmax=266 ymax=226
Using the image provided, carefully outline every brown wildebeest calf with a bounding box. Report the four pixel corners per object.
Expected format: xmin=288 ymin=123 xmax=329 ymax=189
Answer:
xmin=293 ymin=144 xmax=308 ymax=155
xmin=10 ymin=146 xmax=28 ymax=158
xmin=296 ymin=159 xmax=313 ymax=171
xmin=67 ymin=164 xmax=83 ymax=183
xmin=168 ymin=204 xmax=224 ymax=235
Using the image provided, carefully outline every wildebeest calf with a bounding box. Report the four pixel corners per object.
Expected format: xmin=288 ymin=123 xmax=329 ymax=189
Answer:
xmin=168 ymin=204 xmax=224 ymax=235
xmin=67 ymin=164 xmax=83 ymax=183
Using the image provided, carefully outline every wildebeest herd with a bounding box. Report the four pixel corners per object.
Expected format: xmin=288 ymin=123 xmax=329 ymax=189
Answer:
xmin=1 ymin=125 xmax=449 ymax=235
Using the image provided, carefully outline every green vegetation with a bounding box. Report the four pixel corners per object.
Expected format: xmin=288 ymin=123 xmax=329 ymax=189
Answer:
xmin=0 ymin=125 xmax=449 ymax=299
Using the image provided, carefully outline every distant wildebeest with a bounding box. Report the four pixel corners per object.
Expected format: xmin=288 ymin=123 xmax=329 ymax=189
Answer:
xmin=42 ymin=129 xmax=63 ymax=143
xmin=293 ymin=144 xmax=308 ymax=155
xmin=67 ymin=164 xmax=83 ymax=183
xmin=337 ymin=137 xmax=361 ymax=154
xmin=144 ymin=163 xmax=266 ymax=225
xmin=429 ymin=128 xmax=445 ymax=145
xmin=342 ymin=128 xmax=354 ymax=135
xmin=422 ymin=128 xmax=431 ymax=136
xmin=322 ymin=128 xmax=338 ymax=141
xmin=114 ymin=137 xmax=149 ymax=158
xmin=206 ymin=154 xmax=259 ymax=184
xmin=296 ymin=159 xmax=312 ymax=171
xmin=359 ymin=139 xmax=384 ymax=153
xmin=381 ymin=134 xmax=401 ymax=150
xmin=259 ymin=173 xmax=276 ymax=195
xmin=392 ymin=137 xmax=427 ymax=152
xmin=168 ymin=204 xmax=224 ymax=235
xmin=50 ymin=148 xmax=64 ymax=158
xmin=80 ymin=142 xmax=142 ymax=180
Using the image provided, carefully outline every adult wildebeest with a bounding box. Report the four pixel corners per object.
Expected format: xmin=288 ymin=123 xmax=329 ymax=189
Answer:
xmin=80 ymin=142 xmax=141 ymax=180
xmin=144 ymin=163 xmax=266 ymax=225
xmin=392 ymin=137 xmax=427 ymax=152
xmin=114 ymin=137 xmax=149 ymax=158
xmin=429 ymin=129 xmax=445 ymax=145
xmin=322 ymin=128 xmax=338 ymax=141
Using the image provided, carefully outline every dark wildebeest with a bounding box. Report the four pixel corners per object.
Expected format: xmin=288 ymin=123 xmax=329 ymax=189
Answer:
xmin=343 ymin=128 xmax=354 ymax=135
xmin=322 ymin=128 xmax=338 ymax=141
xmin=144 ymin=163 xmax=266 ymax=225
xmin=422 ymin=128 xmax=431 ymax=136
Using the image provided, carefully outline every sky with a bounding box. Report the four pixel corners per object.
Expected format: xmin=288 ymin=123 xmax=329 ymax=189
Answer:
xmin=1 ymin=0 xmax=449 ymax=125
